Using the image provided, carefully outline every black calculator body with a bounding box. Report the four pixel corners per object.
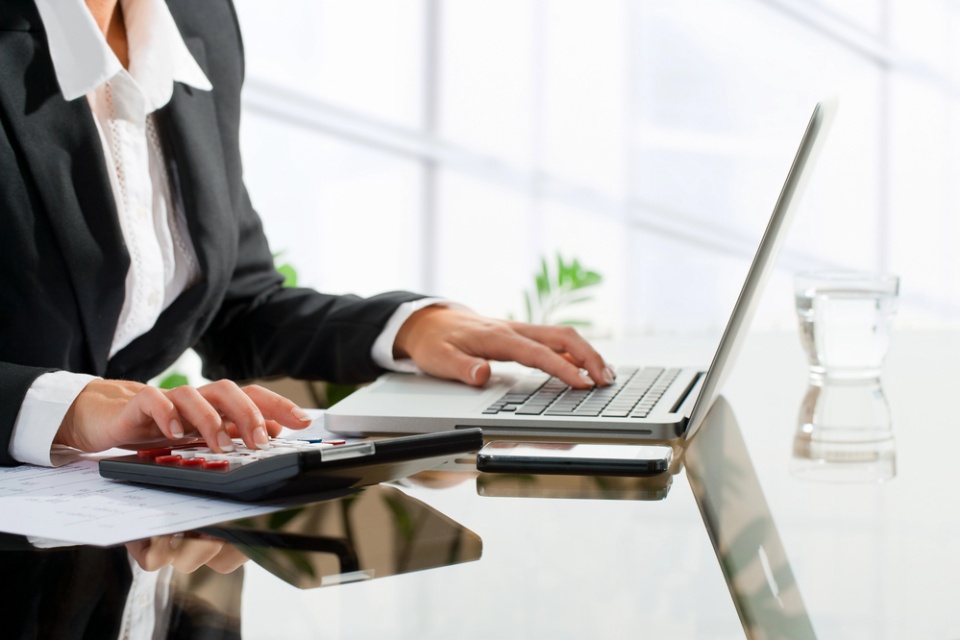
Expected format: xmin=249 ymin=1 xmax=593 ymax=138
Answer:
xmin=99 ymin=429 xmax=482 ymax=501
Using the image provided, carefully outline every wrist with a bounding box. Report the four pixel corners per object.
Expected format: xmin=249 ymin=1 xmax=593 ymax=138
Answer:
xmin=393 ymin=306 xmax=450 ymax=360
xmin=53 ymin=397 xmax=82 ymax=450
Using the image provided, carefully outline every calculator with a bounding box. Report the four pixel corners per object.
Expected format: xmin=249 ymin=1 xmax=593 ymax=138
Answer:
xmin=99 ymin=428 xmax=483 ymax=501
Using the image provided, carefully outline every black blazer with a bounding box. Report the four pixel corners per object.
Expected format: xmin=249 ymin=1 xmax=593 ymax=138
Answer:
xmin=0 ymin=0 xmax=423 ymax=465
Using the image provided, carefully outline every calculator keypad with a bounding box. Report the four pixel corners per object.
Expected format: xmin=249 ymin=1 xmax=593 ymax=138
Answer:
xmin=136 ymin=439 xmax=346 ymax=472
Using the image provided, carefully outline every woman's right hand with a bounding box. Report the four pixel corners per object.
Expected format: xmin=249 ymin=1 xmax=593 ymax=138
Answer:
xmin=54 ymin=378 xmax=314 ymax=454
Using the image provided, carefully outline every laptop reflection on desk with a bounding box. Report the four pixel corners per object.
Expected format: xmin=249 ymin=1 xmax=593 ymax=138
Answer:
xmin=326 ymin=100 xmax=836 ymax=443
xmin=686 ymin=395 xmax=816 ymax=639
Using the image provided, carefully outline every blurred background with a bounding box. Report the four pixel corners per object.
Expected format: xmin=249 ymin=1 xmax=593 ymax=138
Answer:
xmin=232 ymin=0 xmax=960 ymax=342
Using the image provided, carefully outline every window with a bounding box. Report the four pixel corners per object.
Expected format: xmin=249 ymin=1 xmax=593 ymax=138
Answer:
xmin=234 ymin=0 xmax=960 ymax=337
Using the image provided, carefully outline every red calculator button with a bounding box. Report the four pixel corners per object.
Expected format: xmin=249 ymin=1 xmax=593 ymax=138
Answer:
xmin=179 ymin=458 xmax=205 ymax=467
xmin=201 ymin=460 xmax=230 ymax=471
xmin=137 ymin=448 xmax=173 ymax=458
xmin=327 ymin=440 xmax=346 ymax=445
xmin=155 ymin=455 xmax=182 ymax=465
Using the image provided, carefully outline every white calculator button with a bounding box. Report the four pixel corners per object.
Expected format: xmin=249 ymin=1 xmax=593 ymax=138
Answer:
xmin=266 ymin=447 xmax=298 ymax=455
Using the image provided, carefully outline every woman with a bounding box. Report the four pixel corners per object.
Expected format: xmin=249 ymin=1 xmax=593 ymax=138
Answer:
xmin=0 ymin=0 xmax=614 ymax=466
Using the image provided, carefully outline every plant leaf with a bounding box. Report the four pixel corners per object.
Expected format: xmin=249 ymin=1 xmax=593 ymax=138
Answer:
xmin=535 ymin=274 xmax=549 ymax=304
xmin=580 ymin=270 xmax=602 ymax=287
xmin=158 ymin=373 xmax=189 ymax=389
xmin=536 ymin=257 xmax=551 ymax=302
xmin=556 ymin=253 xmax=570 ymax=289
xmin=276 ymin=263 xmax=298 ymax=288
xmin=326 ymin=383 xmax=358 ymax=406
xmin=556 ymin=294 xmax=594 ymax=307
xmin=558 ymin=319 xmax=592 ymax=327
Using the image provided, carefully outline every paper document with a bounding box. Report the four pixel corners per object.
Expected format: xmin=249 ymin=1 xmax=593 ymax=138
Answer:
xmin=0 ymin=411 xmax=335 ymax=546
xmin=0 ymin=460 xmax=281 ymax=546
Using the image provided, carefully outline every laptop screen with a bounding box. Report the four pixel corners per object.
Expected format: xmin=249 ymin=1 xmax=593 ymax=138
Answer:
xmin=684 ymin=100 xmax=837 ymax=441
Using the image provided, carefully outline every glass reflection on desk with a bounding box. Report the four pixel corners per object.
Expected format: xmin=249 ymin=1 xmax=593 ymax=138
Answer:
xmin=791 ymin=377 xmax=896 ymax=482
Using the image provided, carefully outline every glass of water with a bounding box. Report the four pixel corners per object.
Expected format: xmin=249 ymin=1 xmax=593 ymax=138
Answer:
xmin=791 ymin=270 xmax=900 ymax=483
xmin=794 ymin=270 xmax=900 ymax=380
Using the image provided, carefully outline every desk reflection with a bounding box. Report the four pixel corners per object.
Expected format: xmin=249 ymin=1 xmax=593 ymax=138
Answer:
xmin=685 ymin=396 xmax=816 ymax=640
xmin=0 ymin=484 xmax=480 ymax=639
xmin=197 ymin=484 xmax=481 ymax=589
xmin=472 ymin=395 xmax=817 ymax=640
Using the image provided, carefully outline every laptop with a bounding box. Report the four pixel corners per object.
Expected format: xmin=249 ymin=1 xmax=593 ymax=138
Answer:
xmin=326 ymin=100 xmax=837 ymax=442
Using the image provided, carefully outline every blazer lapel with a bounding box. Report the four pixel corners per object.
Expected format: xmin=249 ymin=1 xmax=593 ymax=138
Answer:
xmin=0 ymin=26 xmax=127 ymax=375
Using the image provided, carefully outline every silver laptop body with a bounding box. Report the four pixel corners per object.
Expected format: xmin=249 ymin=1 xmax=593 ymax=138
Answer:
xmin=326 ymin=100 xmax=837 ymax=442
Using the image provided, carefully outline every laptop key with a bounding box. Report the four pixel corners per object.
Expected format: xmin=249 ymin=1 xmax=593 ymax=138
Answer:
xmin=573 ymin=408 xmax=602 ymax=417
xmin=517 ymin=406 xmax=547 ymax=415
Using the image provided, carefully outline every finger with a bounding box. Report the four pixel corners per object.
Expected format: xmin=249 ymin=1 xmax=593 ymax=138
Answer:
xmin=125 ymin=538 xmax=155 ymax=571
xmin=129 ymin=535 xmax=178 ymax=572
xmin=171 ymin=538 xmax=224 ymax=574
xmin=198 ymin=380 xmax=269 ymax=451
xmin=464 ymin=330 xmax=592 ymax=389
xmin=491 ymin=334 xmax=594 ymax=389
xmin=242 ymin=384 xmax=313 ymax=430
xmin=223 ymin=419 xmax=282 ymax=438
xmin=165 ymin=385 xmax=234 ymax=452
xmin=122 ymin=386 xmax=181 ymax=442
xmin=508 ymin=323 xmax=614 ymax=385
xmin=205 ymin=545 xmax=249 ymax=574
xmin=418 ymin=343 xmax=492 ymax=387
xmin=265 ymin=420 xmax=285 ymax=437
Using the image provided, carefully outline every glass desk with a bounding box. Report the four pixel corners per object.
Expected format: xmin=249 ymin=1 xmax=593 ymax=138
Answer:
xmin=4 ymin=330 xmax=960 ymax=639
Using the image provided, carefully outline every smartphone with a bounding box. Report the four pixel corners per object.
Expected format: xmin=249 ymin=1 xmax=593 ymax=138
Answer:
xmin=476 ymin=441 xmax=673 ymax=476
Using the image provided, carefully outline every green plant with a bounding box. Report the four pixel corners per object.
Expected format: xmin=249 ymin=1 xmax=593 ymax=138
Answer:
xmin=273 ymin=251 xmax=298 ymax=288
xmin=522 ymin=253 xmax=603 ymax=328
xmin=157 ymin=372 xmax=189 ymax=390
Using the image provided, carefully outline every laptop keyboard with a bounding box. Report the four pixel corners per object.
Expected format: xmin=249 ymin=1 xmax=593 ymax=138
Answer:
xmin=483 ymin=367 xmax=681 ymax=419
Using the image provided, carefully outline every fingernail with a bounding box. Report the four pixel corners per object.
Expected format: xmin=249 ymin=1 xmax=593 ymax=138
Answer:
xmin=169 ymin=419 xmax=184 ymax=439
xmin=469 ymin=363 xmax=483 ymax=383
xmin=169 ymin=532 xmax=184 ymax=550
xmin=253 ymin=427 xmax=270 ymax=449
xmin=216 ymin=432 xmax=235 ymax=452
xmin=293 ymin=407 xmax=312 ymax=422
xmin=579 ymin=371 xmax=595 ymax=387
xmin=603 ymin=366 xmax=616 ymax=385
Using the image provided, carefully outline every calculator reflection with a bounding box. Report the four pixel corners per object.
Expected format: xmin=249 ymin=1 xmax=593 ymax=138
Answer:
xmin=193 ymin=484 xmax=482 ymax=589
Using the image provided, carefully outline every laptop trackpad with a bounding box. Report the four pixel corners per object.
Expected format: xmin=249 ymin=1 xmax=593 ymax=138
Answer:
xmin=370 ymin=373 xmax=513 ymax=397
